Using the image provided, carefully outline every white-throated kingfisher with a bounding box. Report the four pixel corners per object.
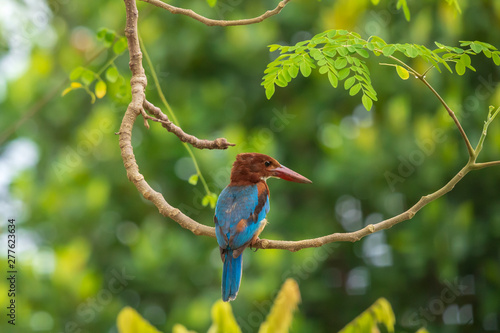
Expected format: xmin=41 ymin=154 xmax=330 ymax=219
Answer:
xmin=214 ymin=153 xmax=312 ymax=301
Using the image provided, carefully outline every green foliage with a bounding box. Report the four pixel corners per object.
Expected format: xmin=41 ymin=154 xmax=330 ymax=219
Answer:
xmin=371 ymin=0 xmax=461 ymax=20
xmin=338 ymin=298 xmax=395 ymax=333
xmin=206 ymin=0 xmax=217 ymax=7
xmin=62 ymin=28 xmax=129 ymax=103
xmin=263 ymin=29 xmax=500 ymax=112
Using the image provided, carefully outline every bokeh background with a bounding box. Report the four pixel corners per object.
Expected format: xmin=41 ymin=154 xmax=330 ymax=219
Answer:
xmin=1 ymin=0 xmax=500 ymax=332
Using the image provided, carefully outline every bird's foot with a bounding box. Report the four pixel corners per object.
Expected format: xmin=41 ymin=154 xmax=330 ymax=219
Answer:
xmin=249 ymin=237 xmax=260 ymax=252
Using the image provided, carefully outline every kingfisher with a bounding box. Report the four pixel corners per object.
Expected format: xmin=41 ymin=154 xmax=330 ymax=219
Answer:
xmin=214 ymin=153 xmax=312 ymax=301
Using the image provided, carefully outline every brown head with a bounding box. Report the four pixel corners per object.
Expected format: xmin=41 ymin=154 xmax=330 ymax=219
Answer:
xmin=229 ymin=153 xmax=312 ymax=185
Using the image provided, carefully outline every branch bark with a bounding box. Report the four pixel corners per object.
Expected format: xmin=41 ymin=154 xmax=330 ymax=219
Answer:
xmin=143 ymin=100 xmax=235 ymax=149
xmin=141 ymin=0 xmax=291 ymax=26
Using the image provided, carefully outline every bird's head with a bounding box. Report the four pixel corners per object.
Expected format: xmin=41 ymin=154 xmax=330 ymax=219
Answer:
xmin=229 ymin=153 xmax=312 ymax=185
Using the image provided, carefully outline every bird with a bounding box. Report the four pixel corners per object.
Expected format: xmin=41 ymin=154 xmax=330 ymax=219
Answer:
xmin=214 ymin=153 xmax=312 ymax=302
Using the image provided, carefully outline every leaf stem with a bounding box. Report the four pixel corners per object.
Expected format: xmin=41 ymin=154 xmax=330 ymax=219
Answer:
xmin=140 ymin=35 xmax=213 ymax=199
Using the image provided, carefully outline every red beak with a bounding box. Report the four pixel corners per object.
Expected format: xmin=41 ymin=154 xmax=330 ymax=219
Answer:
xmin=271 ymin=165 xmax=312 ymax=184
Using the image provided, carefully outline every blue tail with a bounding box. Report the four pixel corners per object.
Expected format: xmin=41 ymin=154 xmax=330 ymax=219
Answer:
xmin=222 ymin=250 xmax=243 ymax=302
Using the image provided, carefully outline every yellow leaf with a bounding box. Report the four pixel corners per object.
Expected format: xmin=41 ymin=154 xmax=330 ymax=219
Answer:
xmin=258 ymin=279 xmax=301 ymax=333
xmin=396 ymin=65 xmax=410 ymax=80
xmin=207 ymin=300 xmax=242 ymax=333
xmin=61 ymin=87 xmax=72 ymax=97
xmin=339 ymin=298 xmax=395 ymax=333
xmin=172 ymin=324 xmax=197 ymax=333
xmin=95 ymin=80 xmax=107 ymax=99
xmin=117 ymin=307 xmax=162 ymax=333
xmin=71 ymin=82 xmax=83 ymax=88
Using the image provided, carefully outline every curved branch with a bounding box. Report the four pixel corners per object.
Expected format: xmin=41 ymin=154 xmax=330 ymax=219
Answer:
xmin=140 ymin=0 xmax=290 ymax=26
xmin=122 ymin=0 xmax=500 ymax=253
xmin=143 ymin=100 xmax=235 ymax=149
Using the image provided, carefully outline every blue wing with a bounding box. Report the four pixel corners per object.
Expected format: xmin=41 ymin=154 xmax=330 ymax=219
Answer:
xmin=214 ymin=184 xmax=270 ymax=251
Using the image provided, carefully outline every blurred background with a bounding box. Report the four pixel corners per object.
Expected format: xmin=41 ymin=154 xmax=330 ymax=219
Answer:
xmin=1 ymin=0 xmax=500 ymax=332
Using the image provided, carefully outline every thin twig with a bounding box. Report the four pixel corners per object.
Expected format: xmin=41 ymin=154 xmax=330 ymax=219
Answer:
xmin=143 ymin=100 xmax=235 ymax=149
xmin=418 ymin=77 xmax=475 ymax=158
xmin=140 ymin=0 xmax=290 ymax=26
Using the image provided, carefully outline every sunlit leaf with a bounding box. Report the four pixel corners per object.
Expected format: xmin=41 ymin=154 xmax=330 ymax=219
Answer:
xmin=327 ymin=71 xmax=338 ymax=88
xmin=258 ymin=279 xmax=301 ymax=333
xmin=106 ymin=66 xmax=119 ymax=83
xmin=172 ymin=324 xmax=197 ymax=333
xmin=299 ymin=61 xmax=312 ymax=77
xmin=81 ymin=69 xmax=95 ymax=86
xmin=349 ymin=83 xmax=361 ymax=96
xmin=207 ymin=0 xmax=217 ymax=7
xmin=95 ymin=80 xmax=107 ymax=99
xmin=117 ymin=307 xmax=161 ymax=333
xmin=362 ymin=94 xmax=373 ymax=111
xmin=70 ymin=66 xmax=85 ymax=81
xmin=455 ymin=61 xmax=466 ymax=75
xmin=207 ymin=300 xmax=242 ymax=333
xmin=344 ymin=76 xmax=355 ymax=90
xmin=339 ymin=298 xmax=395 ymax=333
xmin=396 ymin=65 xmax=410 ymax=80
xmin=113 ymin=37 xmax=128 ymax=54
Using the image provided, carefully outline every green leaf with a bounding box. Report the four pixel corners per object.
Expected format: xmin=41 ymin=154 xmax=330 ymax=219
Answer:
xmin=265 ymin=84 xmax=275 ymax=100
xmin=81 ymin=69 xmax=96 ymax=86
xmin=338 ymin=68 xmax=350 ymax=80
xmin=207 ymin=0 xmax=217 ymax=7
xmin=96 ymin=28 xmax=109 ymax=40
xmin=355 ymin=48 xmax=369 ymax=58
xmin=103 ymin=30 xmax=116 ymax=47
xmin=397 ymin=0 xmax=411 ymax=21
xmin=319 ymin=65 xmax=329 ymax=74
xmin=492 ymin=52 xmax=500 ymax=66
xmin=469 ymin=42 xmax=483 ymax=53
xmin=70 ymin=66 xmax=85 ymax=81
xmin=455 ymin=61 xmax=466 ymax=75
xmin=349 ymin=83 xmax=361 ymax=96
xmin=369 ymin=36 xmax=387 ymax=47
xmin=309 ymin=48 xmax=322 ymax=60
xmin=327 ymin=71 xmax=338 ymax=88
xmin=299 ymin=61 xmax=312 ymax=77
xmin=268 ymin=44 xmax=281 ymax=52
xmin=113 ymin=37 xmax=128 ymax=54
xmin=334 ymin=57 xmax=348 ymax=69
xmin=188 ymin=174 xmax=198 ymax=186
xmin=396 ymin=65 xmax=410 ymax=80
xmin=117 ymin=307 xmax=161 ymax=333
xmin=344 ymin=76 xmax=355 ymax=90
xmin=288 ymin=65 xmax=299 ymax=78
xmin=460 ymin=53 xmax=471 ymax=67
xmin=106 ymin=66 xmax=119 ymax=83
xmin=95 ymin=80 xmax=107 ymax=99
xmin=382 ymin=45 xmax=396 ymax=56
xmin=362 ymin=94 xmax=373 ymax=111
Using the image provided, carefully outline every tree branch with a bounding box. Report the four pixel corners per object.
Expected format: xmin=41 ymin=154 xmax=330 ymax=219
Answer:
xmin=140 ymin=0 xmax=290 ymax=26
xmin=143 ymin=100 xmax=235 ymax=149
xmin=418 ymin=76 xmax=475 ymax=158
xmin=121 ymin=0 xmax=500 ymax=253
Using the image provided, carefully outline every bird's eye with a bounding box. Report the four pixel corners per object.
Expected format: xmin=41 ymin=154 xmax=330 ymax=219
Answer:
xmin=264 ymin=161 xmax=272 ymax=167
